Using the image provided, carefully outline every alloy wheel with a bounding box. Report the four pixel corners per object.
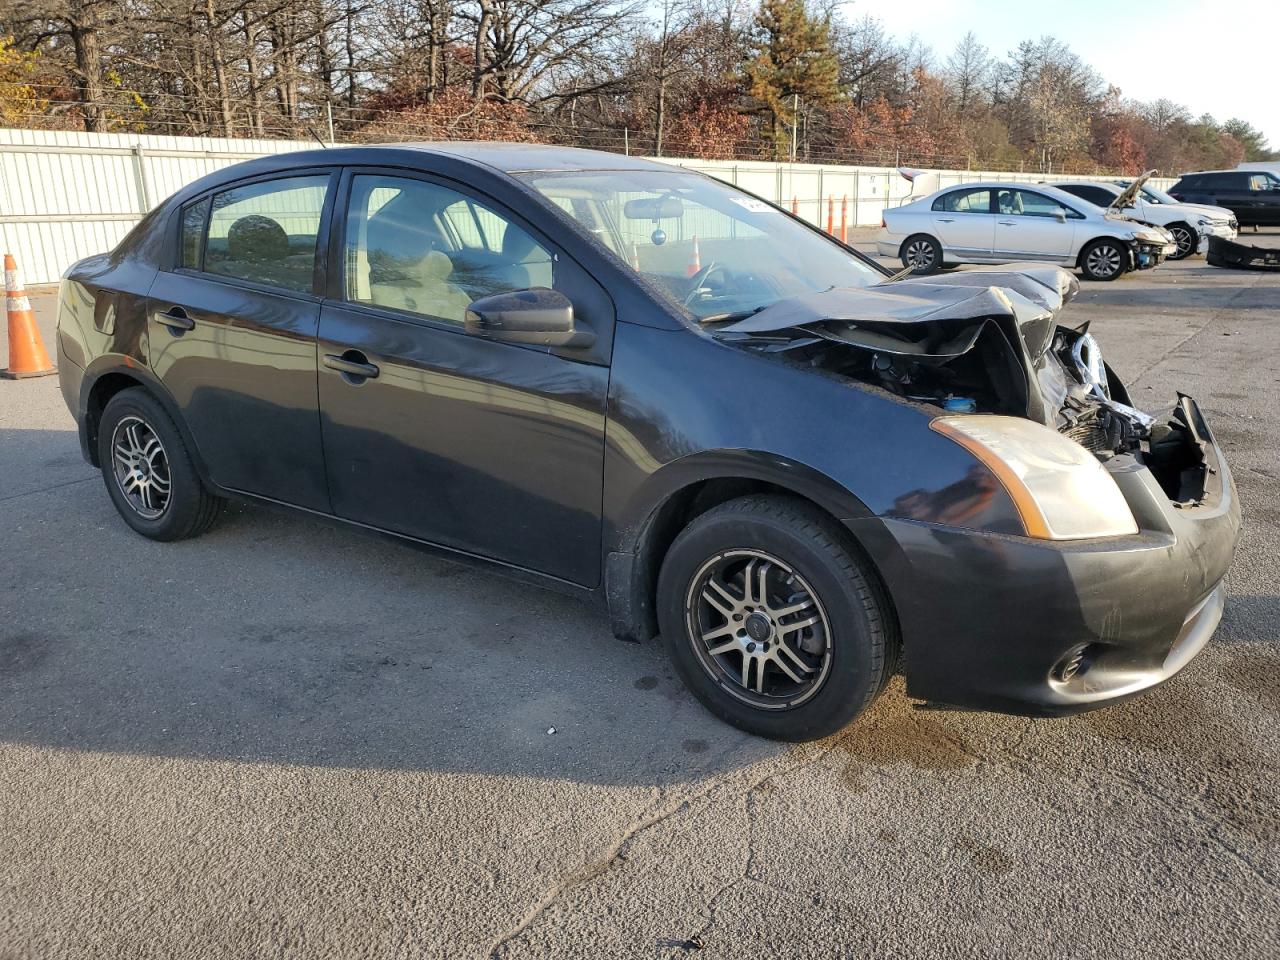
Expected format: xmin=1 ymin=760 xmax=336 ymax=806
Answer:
xmin=110 ymin=415 xmax=172 ymax=519
xmin=685 ymin=549 xmax=833 ymax=709
xmin=1171 ymin=226 xmax=1195 ymax=258
xmin=1086 ymin=243 xmax=1123 ymax=278
xmin=904 ymin=240 xmax=935 ymax=271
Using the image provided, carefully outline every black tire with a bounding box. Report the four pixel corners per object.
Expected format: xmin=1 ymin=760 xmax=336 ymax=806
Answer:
xmin=900 ymin=234 xmax=942 ymax=275
xmin=1079 ymin=238 xmax=1127 ymax=281
xmin=1167 ymin=222 xmax=1197 ymax=260
xmin=656 ymin=495 xmax=895 ymax=741
xmin=98 ymin=387 xmax=223 ymax=541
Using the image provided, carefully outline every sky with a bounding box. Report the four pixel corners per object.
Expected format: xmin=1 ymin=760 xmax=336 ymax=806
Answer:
xmin=864 ymin=0 xmax=1277 ymax=148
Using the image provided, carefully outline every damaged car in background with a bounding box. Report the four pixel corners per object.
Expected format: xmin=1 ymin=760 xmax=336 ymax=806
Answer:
xmin=56 ymin=145 xmax=1238 ymax=741
xmin=878 ymin=178 xmax=1177 ymax=280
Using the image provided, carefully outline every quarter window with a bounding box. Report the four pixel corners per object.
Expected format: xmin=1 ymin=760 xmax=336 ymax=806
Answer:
xmin=202 ymin=175 xmax=329 ymax=294
xmin=343 ymin=174 xmax=554 ymax=325
xmin=933 ymin=189 xmax=991 ymax=213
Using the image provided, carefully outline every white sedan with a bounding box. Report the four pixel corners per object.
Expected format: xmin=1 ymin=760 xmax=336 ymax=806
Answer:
xmin=877 ymin=181 xmax=1178 ymax=281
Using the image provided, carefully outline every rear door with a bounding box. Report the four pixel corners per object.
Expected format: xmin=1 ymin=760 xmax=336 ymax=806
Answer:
xmin=147 ymin=170 xmax=336 ymax=510
xmin=315 ymin=168 xmax=612 ymax=586
xmin=992 ymin=188 xmax=1076 ymax=260
xmin=929 ymin=188 xmax=995 ymax=256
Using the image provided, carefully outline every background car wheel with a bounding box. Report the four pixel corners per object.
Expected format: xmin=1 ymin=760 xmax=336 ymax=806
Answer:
xmin=1080 ymin=239 xmax=1126 ymax=281
xmin=98 ymin=387 xmax=223 ymax=541
xmin=900 ymin=234 xmax=942 ymax=275
xmin=656 ymin=495 xmax=896 ymax=741
xmin=1167 ymin=223 xmax=1197 ymax=260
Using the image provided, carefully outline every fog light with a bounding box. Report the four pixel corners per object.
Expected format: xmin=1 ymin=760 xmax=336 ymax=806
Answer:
xmin=1053 ymin=644 xmax=1093 ymax=683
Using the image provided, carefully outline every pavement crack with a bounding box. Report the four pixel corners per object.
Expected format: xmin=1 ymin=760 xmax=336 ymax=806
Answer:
xmin=0 ymin=475 xmax=97 ymax=503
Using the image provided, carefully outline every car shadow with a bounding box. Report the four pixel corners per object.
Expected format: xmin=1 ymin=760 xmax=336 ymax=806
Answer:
xmin=1 ymin=425 xmax=791 ymax=786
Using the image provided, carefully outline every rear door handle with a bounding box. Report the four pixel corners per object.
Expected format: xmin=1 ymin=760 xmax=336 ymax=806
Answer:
xmin=155 ymin=306 xmax=195 ymax=331
xmin=323 ymin=352 xmax=380 ymax=380
xmin=998 ymin=220 xmax=1017 ymax=226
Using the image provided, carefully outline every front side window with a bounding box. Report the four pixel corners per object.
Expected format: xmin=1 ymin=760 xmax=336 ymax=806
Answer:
xmin=343 ymin=174 xmax=554 ymax=325
xmin=934 ymin=189 xmax=991 ymax=213
xmin=516 ymin=169 xmax=881 ymax=323
xmin=1247 ymin=174 xmax=1276 ymax=192
xmin=997 ymin=189 xmax=1073 ymax=219
xmin=1070 ymin=186 xmax=1116 ymax=207
xmin=202 ymin=175 xmax=329 ymax=293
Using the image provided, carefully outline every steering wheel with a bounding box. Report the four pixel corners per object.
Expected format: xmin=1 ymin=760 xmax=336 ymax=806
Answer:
xmin=683 ymin=261 xmax=729 ymax=306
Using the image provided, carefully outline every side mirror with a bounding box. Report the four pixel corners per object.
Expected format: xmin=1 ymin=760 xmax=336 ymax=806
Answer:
xmin=1054 ymin=209 xmax=1067 ymax=223
xmin=465 ymin=288 xmax=594 ymax=348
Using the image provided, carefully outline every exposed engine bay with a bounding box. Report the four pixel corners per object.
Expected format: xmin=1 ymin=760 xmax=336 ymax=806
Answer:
xmin=711 ymin=264 xmax=1210 ymax=506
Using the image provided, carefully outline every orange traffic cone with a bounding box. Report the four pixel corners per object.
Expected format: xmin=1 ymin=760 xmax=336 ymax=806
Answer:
xmin=2 ymin=254 xmax=55 ymax=379
xmin=684 ymin=235 xmax=701 ymax=278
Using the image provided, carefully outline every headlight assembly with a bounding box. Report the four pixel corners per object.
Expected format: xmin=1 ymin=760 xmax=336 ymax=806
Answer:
xmin=931 ymin=416 xmax=1139 ymax=540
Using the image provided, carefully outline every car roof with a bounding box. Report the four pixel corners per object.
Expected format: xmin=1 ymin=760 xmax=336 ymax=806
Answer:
xmin=255 ymin=141 xmax=673 ymax=174
xmin=1048 ymin=180 xmax=1122 ymax=190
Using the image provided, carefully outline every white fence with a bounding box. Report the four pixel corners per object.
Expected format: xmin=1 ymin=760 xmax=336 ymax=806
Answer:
xmin=0 ymin=128 xmax=1174 ymax=285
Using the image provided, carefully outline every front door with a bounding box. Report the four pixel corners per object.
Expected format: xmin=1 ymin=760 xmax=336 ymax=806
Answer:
xmin=147 ymin=171 xmax=335 ymax=510
xmin=316 ymin=170 xmax=611 ymax=587
xmin=993 ymin=188 xmax=1076 ymax=260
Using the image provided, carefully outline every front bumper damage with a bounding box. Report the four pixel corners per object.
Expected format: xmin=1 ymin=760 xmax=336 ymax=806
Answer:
xmin=710 ymin=267 xmax=1239 ymax=714
xmin=851 ymin=396 xmax=1238 ymax=715
xmin=1128 ymin=236 xmax=1176 ymax=270
xmin=1207 ymin=235 xmax=1280 ymax=271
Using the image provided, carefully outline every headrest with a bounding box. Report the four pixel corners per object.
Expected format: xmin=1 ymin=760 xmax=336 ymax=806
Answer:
xmin=227 ymin=215 xmax=289 ymax=262
xmin=502 ymin=223 xmax=538 ymax=262
xmin=413 ymin=249 xmax=454 ymax=280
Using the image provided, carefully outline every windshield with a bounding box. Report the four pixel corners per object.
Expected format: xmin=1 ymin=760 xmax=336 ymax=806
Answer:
xmin=516 ymin=169 xmax=881 ymax=322
xmin=1141 ymin=186 xmax=1177 ymax=204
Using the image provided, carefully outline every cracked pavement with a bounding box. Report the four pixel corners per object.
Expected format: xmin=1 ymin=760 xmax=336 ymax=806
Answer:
xmin=1 ymin=234 xmax=1278 ymax=959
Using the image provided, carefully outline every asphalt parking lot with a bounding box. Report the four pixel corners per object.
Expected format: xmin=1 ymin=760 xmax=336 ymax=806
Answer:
xmin=2 ymin=234 xmax=1278 ymax=959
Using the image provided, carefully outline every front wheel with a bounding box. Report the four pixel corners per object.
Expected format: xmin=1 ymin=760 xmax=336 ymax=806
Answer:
xmin=1080 ymin=239 xmax=1126 ymax=281
xmin=656 ymin=496 xmax=895 ymax=741
xmin=1167 ymin=222 xmax=1197 ymax=260
xmin=900 ymin=234 xmax=942 ymax=275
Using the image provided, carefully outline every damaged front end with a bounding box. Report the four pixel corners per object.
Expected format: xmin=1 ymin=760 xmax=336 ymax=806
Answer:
xmin=713 ymin=265 xmax=1210 ymax=506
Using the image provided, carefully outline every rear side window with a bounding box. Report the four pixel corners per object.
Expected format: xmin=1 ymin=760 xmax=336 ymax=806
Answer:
xmin=202 ymin=175 xmax=330 ymax=294
xmin=933 ymin=189 xmax=991 ymax=213
xmin=1062 ymin=185 xmax=1114 ymax=207
xmin=1204 ymin=174 xmax=1238 ymax=190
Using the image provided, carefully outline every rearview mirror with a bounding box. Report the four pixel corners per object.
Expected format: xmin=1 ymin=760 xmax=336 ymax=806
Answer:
xmin=465 ymin=288 xmax=594 ymax=348
xmin=623 ymin=196 xmax=683 ymax=220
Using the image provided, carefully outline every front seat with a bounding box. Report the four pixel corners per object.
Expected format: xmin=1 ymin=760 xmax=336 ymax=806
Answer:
xmin=493 ymin=223 xmax=546 ymax=291
xmin=369 ymin=248 xmax=472 ymax=323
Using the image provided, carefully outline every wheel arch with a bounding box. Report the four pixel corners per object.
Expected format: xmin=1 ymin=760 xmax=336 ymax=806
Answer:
xmin=604 ymin=453 xmax=894 ymax=646
xmin=79 ymin=360 xmax=206 ymax=479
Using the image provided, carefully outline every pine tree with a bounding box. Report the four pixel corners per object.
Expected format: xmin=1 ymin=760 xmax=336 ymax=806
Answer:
xmin=744 ymin=0 xmax=838 ymax=159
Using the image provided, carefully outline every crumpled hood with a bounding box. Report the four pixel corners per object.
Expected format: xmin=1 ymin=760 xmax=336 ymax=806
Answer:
xmin=721 ymin=264 xmax=1079 ymax=360
xmin=1108 ymin=170 xmax=1156 ymax=211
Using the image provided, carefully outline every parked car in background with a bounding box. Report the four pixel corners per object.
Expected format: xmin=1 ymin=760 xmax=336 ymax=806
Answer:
xmin=1053 ymin=174 xmax=1237 ymax=260
xmin=1168 ymin=170 xmax=1280 ymax=227
xmin=878 ymin=181 xmax=1177 ymax=280
xmin=55 ymin=144 xmax=1238 ymax=741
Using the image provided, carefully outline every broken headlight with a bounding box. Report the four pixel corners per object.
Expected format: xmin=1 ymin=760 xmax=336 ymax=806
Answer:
xmin=931 ymin=415 xmax=1139 ymax=540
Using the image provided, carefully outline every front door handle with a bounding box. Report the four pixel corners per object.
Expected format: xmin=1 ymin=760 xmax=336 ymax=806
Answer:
xmin=155 ymin=306 xmax=195 ymax=331
xmin=937 ymin=217 xmax=955 ymax=223
xmin=323 ymin=352 xmax=380 ymax=380
xmin=998 ymin=220 xmax=1017 ymax=226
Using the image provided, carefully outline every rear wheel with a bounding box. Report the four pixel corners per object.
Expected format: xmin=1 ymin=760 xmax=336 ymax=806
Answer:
xmin=1167 ymin=222 xmax=1197 ymax=260
xmin=1080 ymin=239 xmax=1126 ymax=281
xmin=98 ymin=387 xmax=223 ymax=541
xmin=900 ymin=234 xmax=942 ymax=275
xmin=657 ymin=496 xmax=895 ymax=741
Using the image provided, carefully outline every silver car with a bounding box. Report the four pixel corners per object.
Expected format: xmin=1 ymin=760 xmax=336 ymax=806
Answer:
xmin=877 ymin=181 xmax=1177 ymax=281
